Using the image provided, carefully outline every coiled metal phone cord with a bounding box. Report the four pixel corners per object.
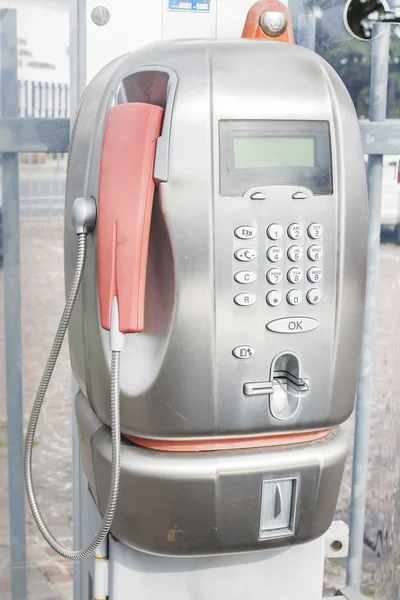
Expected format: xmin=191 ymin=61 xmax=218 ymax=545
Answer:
xmin=24 ymin=231 xmax=121 ymax=560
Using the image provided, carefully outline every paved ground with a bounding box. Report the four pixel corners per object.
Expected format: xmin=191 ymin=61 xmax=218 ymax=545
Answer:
xmin=0 ymin=220 xmax=73 ymax=600
xmin=0 ymin=219 xmax=400 ymax=599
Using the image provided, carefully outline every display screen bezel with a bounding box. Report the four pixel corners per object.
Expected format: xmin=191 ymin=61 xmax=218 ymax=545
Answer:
xmin=219 ymin=120 xmax=333 ymax=196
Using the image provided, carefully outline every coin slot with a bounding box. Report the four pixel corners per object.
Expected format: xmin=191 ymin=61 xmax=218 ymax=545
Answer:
xmin=269 ymin=352 xmax=309 ymax=421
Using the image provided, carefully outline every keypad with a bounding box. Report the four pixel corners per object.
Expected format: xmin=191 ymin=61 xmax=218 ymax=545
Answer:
xmin=233 ymin=221 xmax=323 ymax=308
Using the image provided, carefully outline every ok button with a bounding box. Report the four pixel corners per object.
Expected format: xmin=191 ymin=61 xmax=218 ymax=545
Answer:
xmin=266 ymin=317 xmax=320 ymax=333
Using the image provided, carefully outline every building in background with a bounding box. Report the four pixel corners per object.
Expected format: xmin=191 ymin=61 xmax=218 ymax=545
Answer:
xmin=3 ymin=0 xmax=69 ymax=83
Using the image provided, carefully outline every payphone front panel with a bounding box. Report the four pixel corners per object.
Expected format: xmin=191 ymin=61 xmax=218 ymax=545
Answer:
xmin=65 ymin=40 xmax=367 ymax=441
xmin=211 ymin=41 xmax=367 ymax=432
xmin=212 ymin=42 xmax=366 ymax=436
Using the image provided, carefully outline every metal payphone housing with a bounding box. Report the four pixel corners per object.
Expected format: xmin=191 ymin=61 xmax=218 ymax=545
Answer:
xmin=66 ymin=39 xmax=367 ymax=555
xmin=66 ymin=39 xmax=367 ymax=441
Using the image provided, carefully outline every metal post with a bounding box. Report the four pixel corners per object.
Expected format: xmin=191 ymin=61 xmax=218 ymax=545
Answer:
xmin=297 ymin=14 xmax=316 ymax=51
xmin=0 ymin=8 xmax=27 ymax=600
xmin=70 ymin=1 xmax=87 ymax=598
xmin=347 ymin=22 xmax=390 ymax=589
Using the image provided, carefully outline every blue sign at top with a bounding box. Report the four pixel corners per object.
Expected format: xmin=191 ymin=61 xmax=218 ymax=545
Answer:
xmin=168 ymin=0 xmax=210 ymax=11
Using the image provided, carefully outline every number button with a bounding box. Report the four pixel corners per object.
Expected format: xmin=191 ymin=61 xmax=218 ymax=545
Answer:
xmin=307 ymin=266 xmax=322 ymax=283
xmin=308 ymin=223 xmax=323 ymax=239
xmin=234 ymin=270 xmax=257 ymax=284
xmin=307 ymin=288 xmax=322 ymax=305
xmin=266 ymin=268 xmax=283 ymax=285
xmin=308 ymin=245 xmax=323 ymax=261
xmin=287 ymin=245 xmax=303 ymax=262
xmin=234 ymin=293 xmax=256 ymax=306
xmin=235 ymin=248 xmax=257 ymax=262
xmin=287 ymin=290 xmax=303 ymax=306
xmin=266 ymin=290 xmax=282 ymax=307
xmin=267 ymin=224 xmax=283 ymax=240
xmin=267 ymin=246 xmax=283 ymax=263
xmin=287 ymin=223 xmax=303 ymax=240
xmin=287 ymin=268 xmax=303 ymax=284
xmin=234 ymin=226 xmax=257 ymax=240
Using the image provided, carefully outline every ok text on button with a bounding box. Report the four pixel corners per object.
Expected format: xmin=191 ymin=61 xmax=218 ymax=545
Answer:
xmin=266 ymin=317 xmax=320 ymax=334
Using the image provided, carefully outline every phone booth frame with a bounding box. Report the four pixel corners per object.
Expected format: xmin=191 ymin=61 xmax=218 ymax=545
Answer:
xmin=0 ymin=3 xmax=399 ymax=600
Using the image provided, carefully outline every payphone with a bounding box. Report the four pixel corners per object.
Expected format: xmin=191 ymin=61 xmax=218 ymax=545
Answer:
xmin=25 ymin=34 xmax=368 ymax=560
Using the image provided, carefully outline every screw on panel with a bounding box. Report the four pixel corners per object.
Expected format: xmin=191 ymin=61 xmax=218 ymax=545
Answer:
xmin=325 ymin=520 xmax=349 ymax=558
xmin=91 ymin=6 xmax=111 ymax=26
xmin=330 ymin=540 xmax=343 ymax=552
xmin=259 ymin=11 xmax=288 ymax=37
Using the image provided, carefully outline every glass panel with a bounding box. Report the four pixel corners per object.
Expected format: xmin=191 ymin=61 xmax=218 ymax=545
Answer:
xmin=288 ymin=4 xmax=400 ymax=596
xmin=0 ymin=3 xmax=72 ymax=600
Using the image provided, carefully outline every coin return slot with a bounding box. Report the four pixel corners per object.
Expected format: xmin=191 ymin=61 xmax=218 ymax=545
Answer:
xmin=259 ymin=478 xmax=297 ymax=539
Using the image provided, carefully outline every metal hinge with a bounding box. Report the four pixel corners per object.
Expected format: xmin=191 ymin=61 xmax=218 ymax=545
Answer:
xmin=94 ymin=540 xmax=109 ymax=600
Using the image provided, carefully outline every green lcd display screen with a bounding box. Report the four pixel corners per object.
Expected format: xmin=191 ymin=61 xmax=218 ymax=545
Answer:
xmin=233 ymin=136 xmax=316 ymax=169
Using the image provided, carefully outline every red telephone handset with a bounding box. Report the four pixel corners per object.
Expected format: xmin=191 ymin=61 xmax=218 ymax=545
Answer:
xmin=97 ymin=102 xmax=164 ymax=333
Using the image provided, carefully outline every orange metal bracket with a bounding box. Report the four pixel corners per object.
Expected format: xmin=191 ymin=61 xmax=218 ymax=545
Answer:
xmin=242 ymin=0 xmax=294 ymax=43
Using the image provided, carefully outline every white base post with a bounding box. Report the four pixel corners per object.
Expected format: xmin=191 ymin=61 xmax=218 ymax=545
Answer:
xmin=79 ymin=489 xmax=326 ymax=600
xmin=108 ymin=536 xmax=325 ymax=600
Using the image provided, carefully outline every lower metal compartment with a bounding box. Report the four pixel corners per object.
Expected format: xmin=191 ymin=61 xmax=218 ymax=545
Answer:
xmin=76 ymin=390 xmax=347 ymax=557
